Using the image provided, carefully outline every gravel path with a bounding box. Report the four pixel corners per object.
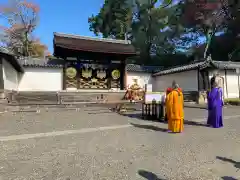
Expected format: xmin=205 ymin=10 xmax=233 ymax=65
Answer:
xmin=0 ymin=106 xmax=239 ymax=179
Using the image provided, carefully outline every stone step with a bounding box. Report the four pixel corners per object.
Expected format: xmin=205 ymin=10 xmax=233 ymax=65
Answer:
xmin=60 ymin=95 xmax=105 ymax=102
xmin=11 ymin=92 xmax=59 ymax=105
xmin=8 ymin=91 xmax=126 ymax=105
xmin=59 ymin=92 xmax=125 ymax=103
xmin=0 ymin=98 xmax=8 ymax=104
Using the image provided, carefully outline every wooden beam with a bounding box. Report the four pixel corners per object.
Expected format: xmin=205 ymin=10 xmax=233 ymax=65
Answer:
xmin=224 ymin=69 xmax=228 ymax=98
xmin=107 ymin=59 xmax=111 ymax=89
xmin=62 ymin=57 xmax=67 ymax=90
xmin=120 ymin=60 xmax=125 ymax=90
xmin=197 ymin=68 xmax=200 ymax=91
xmin=0 ymin=57 xmax=4 ymax=89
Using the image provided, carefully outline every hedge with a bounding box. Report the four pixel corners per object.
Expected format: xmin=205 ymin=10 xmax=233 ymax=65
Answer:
xmin=224 ymin=98 xmax=240 ymax=106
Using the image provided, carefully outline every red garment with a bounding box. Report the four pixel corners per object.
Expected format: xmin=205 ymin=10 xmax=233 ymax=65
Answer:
xmin=166 ymin=88 xmax=172 ymax=95
xmin=166 ymin=87 xmax=182 ymax=94
xmin=178 ymin=88 xmax=182 ymax=92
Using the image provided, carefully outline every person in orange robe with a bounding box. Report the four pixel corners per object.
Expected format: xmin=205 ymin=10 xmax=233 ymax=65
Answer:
xmin=164 ymin=87 xmax=172 ymax=121
xmin=166 ymin=81 xmax=184 ymax=133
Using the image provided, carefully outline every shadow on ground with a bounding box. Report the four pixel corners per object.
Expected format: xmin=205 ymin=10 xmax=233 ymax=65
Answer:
xmin=216 ymin=156 xmax=240 ymax=169
xmin=130 ymin=123 xmax=167 ymax=132
xmin=138 ymin=170 xmax=166 ymax=180
xmin=216 ymin=156 xmax=240 ymax=180
xmin=123 ymin=113 xmax=208 ymax=127
xmin=221 ymin=176 xmax=238 ymax=180
xmin=88 ymin=111 xmax=113 ymax=114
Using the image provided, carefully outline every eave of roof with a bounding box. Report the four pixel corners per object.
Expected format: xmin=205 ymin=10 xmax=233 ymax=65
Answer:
xmin=0 ymin=50 xmax=24 ymax=73
xmin=53 ymin=32 xmax=137 ymax=56
xmin=126 ymin=64 xmax=163 ymax=73
xmin=152 ymin=60 xmax=240 ymax=76
xmin=22 ymin=64 xmax=63 ymax=68
xmin=18 ymin=57 xmax=63 ymax=68
xmin=54 ymin=32 xmax=132 ymax=44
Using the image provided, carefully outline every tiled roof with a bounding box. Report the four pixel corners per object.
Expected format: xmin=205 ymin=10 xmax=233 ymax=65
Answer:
xmin=18 ymin=57 xmax=63 ymax=68
xmin=153 ymin=60 xmax=240 ymax=76
xmin=54 ymin=32 xmax=132 ymax=44
xmin=53 ymin=32 xmax=136 ymax=56
xmin=0 ymin=47 xmax=12 ymax=54
xmin=211 ymin=61 xmax=240 ymax=69
xmin=126 ymin=64 xmax=163 ymax=73
xmin=0 ymin=50 xmax=24 ymax=73
xmin=152 ymin=61 xmax=205 ymax=76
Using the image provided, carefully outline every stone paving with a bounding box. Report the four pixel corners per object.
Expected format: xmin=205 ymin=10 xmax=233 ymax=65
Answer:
xmin=0 ymin=106 xmax=239 ymax=179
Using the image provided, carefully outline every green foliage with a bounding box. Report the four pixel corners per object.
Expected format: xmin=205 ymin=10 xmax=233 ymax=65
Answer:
xmin=224 ymin=98 xmax=240 ymax=106
xmin=88 ymin=0 xmax=240 ymax=66
xmin=88 ymin=0 xmax=181 ymax=65
xmin=151 ymin=53 xmax=193 ymax=67
xmin=179 ymin=0 xmax=240 ymax=59
xmin=88 ymin=0 xmax=132 ymax=39
xmin=130 ymin=0 xmax=183 ymax=64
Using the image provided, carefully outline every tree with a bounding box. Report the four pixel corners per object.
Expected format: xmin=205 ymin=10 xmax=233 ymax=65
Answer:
xmin=178 ymin=0 xmax=240 ymax=59
xmin=177 ymin=0 xmax=240 ymax=60
xmin=88 ymin=0 xmax=193 ymax=66
xmin=126 ymin=0 xmax=180 ymax=64
xmin=222 ymin=0 xmax=240 ymax=60
xmin=30 ymin=39 xmax=49 ymax=58
xmin=88 ymin=0 xmax=132 ymax=39
xmin=179 ymin=0 xmax=225 ymax=58
xmin=0 ymin=0 xmax=48 ymax=57
xmin=131 ymin=0 xmax=197 ymax=64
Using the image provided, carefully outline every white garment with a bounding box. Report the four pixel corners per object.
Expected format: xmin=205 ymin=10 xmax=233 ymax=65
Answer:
xmin=161 ymin=93 xmax=166 ymax=104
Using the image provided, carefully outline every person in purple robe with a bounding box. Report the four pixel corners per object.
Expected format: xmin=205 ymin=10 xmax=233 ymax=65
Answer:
xmin=207 ymin=76 xmax=224 ymax=128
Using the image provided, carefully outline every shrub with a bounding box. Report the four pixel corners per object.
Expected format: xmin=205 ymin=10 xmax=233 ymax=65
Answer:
xmin=224 ymin=98 xmax=240 ymax=106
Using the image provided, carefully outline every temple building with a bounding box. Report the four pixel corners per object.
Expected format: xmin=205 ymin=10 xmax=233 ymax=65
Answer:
xmin=0 ymin=33 xmax=159 ymax=103
xmin=152 ymin=59 xmax=240 ymax=101
xmin=54 ymin=32 xmax=136 ymax=91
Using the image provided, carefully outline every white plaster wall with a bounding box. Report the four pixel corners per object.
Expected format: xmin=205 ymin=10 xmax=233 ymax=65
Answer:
xmin=18 ymin=67 xmax=63 ymax=91
xmin=2 ymin=58 xmax=19 ymax=90
xmin=209 ymin=69 xmax=239 ymax=98
xmin=226 ymin=70 xmax=239 ymax=98
xmin=153 ymin=70 xmax=198 ymax=92
xmin=126 ymin=72 xmax=153 ymax=89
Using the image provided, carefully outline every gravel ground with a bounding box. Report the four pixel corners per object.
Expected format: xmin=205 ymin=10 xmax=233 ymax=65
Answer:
xmin=0 ymin=106 xmax=239 ymax=180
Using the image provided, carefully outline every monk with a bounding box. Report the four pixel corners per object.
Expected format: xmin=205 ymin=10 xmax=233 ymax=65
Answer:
xmin=166 ymin=82 xmax=184 ymax=133
xmin=207 ymin=76 xmax=223 ymax=128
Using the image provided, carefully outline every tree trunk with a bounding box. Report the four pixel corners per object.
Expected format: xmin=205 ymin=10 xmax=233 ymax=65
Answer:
xmin=204 ymin=28 xmax=216 ymax=59
xmin=25 ymin=32 xmax=29 ymax=56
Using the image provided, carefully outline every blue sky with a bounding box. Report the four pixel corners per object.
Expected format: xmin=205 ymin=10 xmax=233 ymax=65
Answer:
xmin=1 ymin=0 xmax=105 ymax=53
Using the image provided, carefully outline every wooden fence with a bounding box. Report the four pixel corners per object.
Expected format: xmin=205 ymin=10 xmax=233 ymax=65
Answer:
xmin=142 ymin=103 xmax=165 ymax=121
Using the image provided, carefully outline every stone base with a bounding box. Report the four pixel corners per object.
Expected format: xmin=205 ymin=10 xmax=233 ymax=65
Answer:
xmin=182 ymin=91 xmax=198 ymax=102
xmin=197 ymin=91 xmax=207 ymax=104
xmin=182 ymin=91 xmax=207 ymax=104
xmin=0 ymin=89 xmax=18 ymax=103
xmin=9 ymin=91 xmax=126 ymax=105
xmin=0 ymin=89 xmax=4 ymax=99
xmin=59 ymin=91 xmax=125 ymax=104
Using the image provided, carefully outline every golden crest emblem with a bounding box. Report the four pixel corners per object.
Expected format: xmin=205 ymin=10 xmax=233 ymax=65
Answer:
xmin=82 ymin=68 xmax=92 ymax=78
xmin=91 ymin=78 xmax=98 ymax=83
xmin=66 ymin=67 xmax=77 ymax=79
xmin=97 ymin=70 xmax=106 ymax=79
xmin=112 ymin=69 xmax=120 ymax=80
